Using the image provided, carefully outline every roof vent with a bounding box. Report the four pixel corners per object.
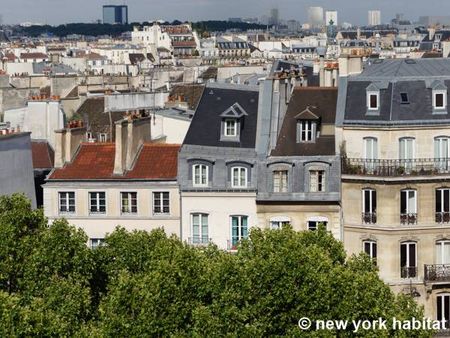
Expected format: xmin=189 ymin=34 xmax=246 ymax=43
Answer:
xmin=373 ymin=59 xmax=383 ymax=64
xmin=405 ymin=59 xmax=416 ymax=64
xmin=209 ymin=90 xmax=214 ymax=95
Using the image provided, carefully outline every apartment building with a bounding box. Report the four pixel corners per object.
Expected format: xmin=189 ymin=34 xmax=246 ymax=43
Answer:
xmin=43 ymin=117 xmax=180 ymax=247
xmin=337 ymin=58 xmax=450 ymax=321
xmin=178 ymin=83 xmax=259 ymax=250
xmin=257 ymin=87 xmax=341 ymax=240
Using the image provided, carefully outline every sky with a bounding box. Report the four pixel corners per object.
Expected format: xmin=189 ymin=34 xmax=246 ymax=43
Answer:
xmin=2 ymin=0 xmax=450 ymax=25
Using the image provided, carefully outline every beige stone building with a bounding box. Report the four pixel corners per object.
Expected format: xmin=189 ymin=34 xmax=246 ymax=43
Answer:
xmin=337 ymin=57 xmax=450 ymax=323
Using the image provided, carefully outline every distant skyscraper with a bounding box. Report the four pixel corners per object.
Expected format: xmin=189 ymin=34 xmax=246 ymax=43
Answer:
xmin=103 ymin=5 xmax=128 ymax=25
xmin=368 ymin=10 xmax=381 ymax=26
xmin=325 ymin=10 xmax=338 ymax=26
xmin=269 ymin=8 xmax=279 ymax=26
xmin=308 ymin=7 xmax=324 ymax=28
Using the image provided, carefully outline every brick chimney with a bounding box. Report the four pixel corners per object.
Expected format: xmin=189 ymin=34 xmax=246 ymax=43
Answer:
xmin=113 ymin=116 xmax=152 ymax=175
xmin=54 ymin=124 xmax=87 ymax=168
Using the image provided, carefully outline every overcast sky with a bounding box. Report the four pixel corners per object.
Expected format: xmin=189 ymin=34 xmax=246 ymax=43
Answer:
xmin=2 ymin=0 xmax=450 ymax=25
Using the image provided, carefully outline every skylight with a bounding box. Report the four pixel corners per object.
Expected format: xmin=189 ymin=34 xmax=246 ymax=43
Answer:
xmin=400 ymin=92 xmax=409 ymax=104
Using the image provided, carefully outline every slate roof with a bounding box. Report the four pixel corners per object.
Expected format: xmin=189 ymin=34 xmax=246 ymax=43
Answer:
xmin=48 ymin=143 xmax=179 ymax=180
xmin=183 ymin=84 xmax=259 ymax=149
xmin=271 ymin=87 xmax=337 ymax=156
xmin=169 ymin=84 xmax=204 ymax=110
xmin=341 ymin=59 xmax=450 ymax=125
xmin=31 ymin=141 xmax=54 ymax=169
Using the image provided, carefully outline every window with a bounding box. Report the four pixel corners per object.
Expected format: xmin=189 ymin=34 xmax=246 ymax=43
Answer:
xmin=270 ymin=216 xmax=290 ymax=229
xmin=363 ymin=137 xmax=378 ymax=172
xmin=224 ymin=119 xmax=237 ymax=137
xmin=367 ymin=92 xmax=379 ymax=110
xmin=193 ymin=164 xmax=208 ymax=187
xmin=153 ymin=192 xmax=170 ymax=214
xmin=400 ymin=190 xmax=417 ymax=224
xmin=310 ymin=170 xmax=326 ymax=192
xmin=121 ymin=192 xmax=137 ymax=214
xmin=99 ymin=133 xmax=107 ymax=142
xmin=436 ymin=189 xmax=450 ymax=223
xmin=362 ymin=189 xmax=377 ymax=224
xmin=273 ymin=170 xmax=288 ymax=193
xmin=191 ymin=213 xmax=208 ymax=244
xmin=400 ymin=92 xmax=409 ymax=104
xmin=307 ymin=217 xmax=328 ymax=231
xmin=434 ymin=92 xmax=446 ymax=109
xmin=437 ymin=295 xmax=450 ymax=329
xmin=298 ymin=120 xmax=316 ymax=142
xmin=59 ymin=192 xmax=75 ymax=213
xmin=363 ymin=240 xmax=377 ymax=261
xmin=435 ymin=137 xmax=450 ymax=171
xmin=436 ymin=241 xmax=450 ymax=264
xmin=231 ymin=166 xmax=247 ymax=188
xmin=231 ymin=215 xmax=248 ymax=247
xmin=89 ymin=192 xmax=106 ymax=214
xmin=90 ymin=238 xmax=105 ymax=249
xmin=399 ymin=137 xmax=415 ymax=171
xmin=400 ymin=241 xmax=417 ymax=278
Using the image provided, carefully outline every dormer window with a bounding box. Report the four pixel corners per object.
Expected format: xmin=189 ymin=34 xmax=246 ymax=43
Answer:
xmin=220 ymin=102 xmax=248 ymax=142
xmin=400 ymin=92 xmax=409 ymax=104
xmin=299 ymin=120 xmax=316 ymax=142
xmin=295 ymin=106 xmax=319 ymax=143
xmin=368 ymin=92 xmax=379 ymax=110
xmin=224 ymin=119 xmax=237 ymax=137
xmin=434 ymin=92 xmax=446 ymax=109
xmin=431 ymin=81 xmax=447 ymax=113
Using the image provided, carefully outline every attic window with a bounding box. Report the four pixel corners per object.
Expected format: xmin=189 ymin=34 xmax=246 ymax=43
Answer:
xmin=435 ymin=92 xmax=445 ymax=109
xmin=400 ymin=92 xmax=409 ymax=104
xmin=224 ymin=119 xmax=237 ymax=137
xmin=297 ymin=120 xmax=317 ymax=143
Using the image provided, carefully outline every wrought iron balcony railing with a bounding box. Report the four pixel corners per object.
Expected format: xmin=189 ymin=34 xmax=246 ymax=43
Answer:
xmin=436 ymin=212 xmax=450 ymax=224
xmin=401 ymin=266 xmax=417 ymax=279
xmin=424 ymin=264 xmax=450 ymax=283
xmin=188 ymin=236 xmax=211 ymax=246
xmin=342 ymin=157 xmax=450 ymax=177
xmin=362 ymin=212 xmax=377 ymax=224
xmin=400 ymin=213 xmax=417 ymax=225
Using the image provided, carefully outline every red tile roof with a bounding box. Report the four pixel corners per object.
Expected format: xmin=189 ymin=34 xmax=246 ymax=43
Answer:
xmin=49 ymin=143 xmax=179 ymax=180
xmin=31 ymin=141 xmax=54 ymax=169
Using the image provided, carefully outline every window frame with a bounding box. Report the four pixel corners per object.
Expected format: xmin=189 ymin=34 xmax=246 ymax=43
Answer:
xmin=400 ymin=241 xmax=417 ymax=278
xmin=88 ymin=191 xmax=106 ymax=214
xmin=58 ymin=191 xmax=76 ymax=214
xmin=367 ymin=91 xmax=380 ymax=110
xmin=363 ymin=240 xmax=377 ymax=261
xmin=231 ymin=166 xmax=248 ymax=188
xmin=192 ymin=164 xmax=209 ymax=187
xmin=224 ymin=118 xmax=237 ymax=137
xmin=433 ymin=90 xmax=447 ymax=110
xmin=191 ymin=213 xmax=209 ymax=244
xmin=231 ymin=215 xmax=249 ymax=247
xmin=90 ymin=238 xmax=105 ymax=249
xmin=298 ymin=120 xmax=316 ymax=143
xmin=120 ymin=191 xmax=138 ymax=215
xmin=273 ymin=170 xmax=288 ymax=193
xmin=153 ymin=191 xmax=170 ymax=215
xmin=400 ymin=189 xmax=417 ymax=214
xmin=309 ymin=169 xmax=326 ymax=192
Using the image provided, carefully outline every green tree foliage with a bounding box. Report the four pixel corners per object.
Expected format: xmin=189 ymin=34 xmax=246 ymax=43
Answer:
xmin=0 ymin=194 xmax=433 ymax=337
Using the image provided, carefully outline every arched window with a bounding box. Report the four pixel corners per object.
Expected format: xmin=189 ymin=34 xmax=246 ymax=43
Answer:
xmin=362 ymin=240 xmax=377 ymax=262
xmin=192 ymin=164 xmax=208 ymax=187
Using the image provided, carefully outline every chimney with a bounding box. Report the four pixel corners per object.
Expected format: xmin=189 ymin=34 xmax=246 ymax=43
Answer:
xmin=113 ymin=116 xmax=152 ymax=175
xmin=54 ymin=125 xmax=87 ymax=168
xmin=317 ymin=47 xmax=326 ymax=87
xmin=338 ymin=55 xmax=363 ymax=77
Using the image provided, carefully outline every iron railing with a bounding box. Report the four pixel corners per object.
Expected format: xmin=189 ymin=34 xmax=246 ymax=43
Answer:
xmin=400 ymin=213 xmax=418 ymax=225
xmin=188 ymin=236 xmax=211 ymax=246
xmin=436 ymin=212 xmax=450 ymax=224
xmin=424 ymin=264 xmax=450 ymax=283
xmin=362 ymin=212 xmax=377 ymax=224
xmin=342 ymin=157 xmax=450 ymax=176
xmin=401 ymin=266 xmax=417 ymax=278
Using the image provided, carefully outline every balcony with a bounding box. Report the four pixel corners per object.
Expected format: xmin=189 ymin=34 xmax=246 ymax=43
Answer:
xmin=400 ymin=213 xmax=417 ymax=225
xmin=342 ymin=157 xmax=450 ymax=177
xmin=362 ymin=212 xmax=377 ymax=224
xmin=424 ymin=264 xmax=450 ymax=283
xmin=436 ymin=212 xmax=450 ymax=224
xmin=401 ymin=266 xmax=417 ymax=278
xmin=188 ymin=236 xmax=211 ymax=247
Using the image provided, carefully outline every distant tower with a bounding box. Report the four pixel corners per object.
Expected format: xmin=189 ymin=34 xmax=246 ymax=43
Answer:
xmin=308 ymin=7 xmax=324 ymax=29
xmin=269 ymin=8 xmax=279 ymax=27
xmin=103 ymin=5 xmax=128 ymax=25
xmin=368 ymin=10 xmax=381 ymax=26
xmin=325 ymin=10 xmax=338 ymax=27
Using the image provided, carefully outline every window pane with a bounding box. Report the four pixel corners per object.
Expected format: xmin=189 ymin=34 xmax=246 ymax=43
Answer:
xmin=436 ymin=93 xmax=444 ymax=107
xmin=400 ymin=244 xmax=407 ymax=267
xmin=437 ymin=189 xmax=442 ymax=212
xmin=400 ymin=191 xmax=407 ymax=214
xmin=370 ymin=94 xmax=377 ymax=108
xmin=409 ymin=243 xmax=416 ymax=267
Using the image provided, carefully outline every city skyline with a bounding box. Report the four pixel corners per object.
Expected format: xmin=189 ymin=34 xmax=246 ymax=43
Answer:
xmin=2 ymin=0 xmax=450 ymax=26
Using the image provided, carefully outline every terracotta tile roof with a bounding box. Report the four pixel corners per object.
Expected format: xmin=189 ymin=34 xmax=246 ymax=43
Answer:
xmin=20 ymin=52 xmax=48 ymax=59
xmin=31 ymin=141 xmax=54 ymax=169
xmin=49 ymin=143 xmax=179 ymax=180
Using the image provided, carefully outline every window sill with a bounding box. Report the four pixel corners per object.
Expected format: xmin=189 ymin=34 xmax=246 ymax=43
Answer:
xmin=89 ymin=212 xmax=107 ymax=216
xmin=59 ymin=211 xmax=76 ymax=215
